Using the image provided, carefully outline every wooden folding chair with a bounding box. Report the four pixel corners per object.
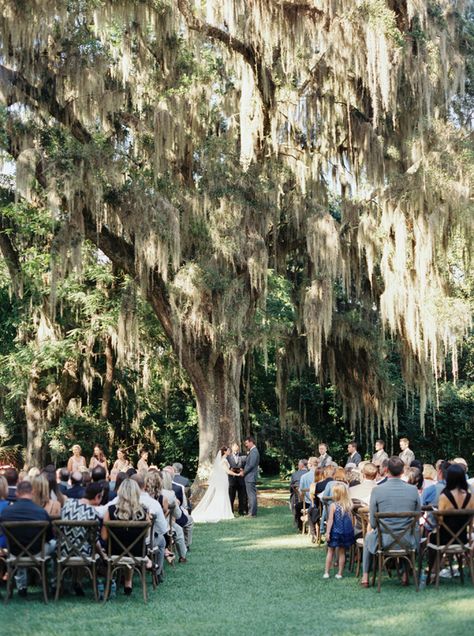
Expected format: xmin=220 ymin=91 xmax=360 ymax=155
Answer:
xmin=1 ymin=520 xmax=52 ymax=603
xmin=299 ymin=489 xmax=309 ymax=535
xmin=103 ymin=520 xmax=151 ymax=603
xmin=427 ymin=509 xmax=474 ymax=588
xmin=351 ymin=505 xmax=369 ymax=576
xmin=147 ymin=514 xmax=161 ymax=589
xmin=52 ymin=519 xmax=100 ymax=601
xmin=373 ymin=512 xmax=421 ymax=592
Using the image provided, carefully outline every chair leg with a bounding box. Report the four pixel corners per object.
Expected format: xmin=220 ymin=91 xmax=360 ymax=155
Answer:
xmin=457 ymin=555 xmax=464 ymax=585
xmin=411 ymin=554 xmax=419 ymax=592
xmin=377 ymin=554 xmax=382 ymax=593
xmin=92 ymin=564 xmax=98 ymax=602
xmin=55 ymin=564 xmax=61 ymax=601
xmin=41 ymin=563 xmax=49 ymax=603
xmin=435 ymin=552 xmax=441 ymax=590
xmin=142 ymin=565 xmax=147 ymax=603
xmin=103 ymin=563 xmax=111 ymax=604
xmin=5 ymin=565 xmax=13 ymax=604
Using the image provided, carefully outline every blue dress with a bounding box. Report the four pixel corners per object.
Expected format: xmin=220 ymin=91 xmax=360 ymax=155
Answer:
xmin=327 ymin=504 xmax=355 ymax=548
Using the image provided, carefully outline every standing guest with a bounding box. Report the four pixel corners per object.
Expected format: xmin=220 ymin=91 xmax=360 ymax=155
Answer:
xmin=0 ymin=475 xmax=9 ymax=549
xmin=345 ymin=442 xmax=362 ymax=467
xmin=57 ymin=468 xmax=70 ymax=495
xmin=89 ymin=444 xmax=109 ymax=477
xmin=227 ymin=444 xmax=247 ymax=516
xmin=241 ymin=436 xmax=260 ymax=518
xmin=137 ymin=449 xmax=150 ymax=474
xmin=67 ymin=471 xmax=86 ymax=499
xmin=323 ymin=483 xmax=355 ymax=579
xmin=290 ymin=459 xmax=308 ymax=519
xmin=67 ymin=445 xmax=87 ymax=473
xmin=0 ymin=480 xmax=55 ymax=597
xmin=5 ymin=467 xmax=18 ymax=502
xmin=399 ymin=438 xmax=415 ymax=466
xmin=31 ymin=474 xmax=61 ymax=517
xmin=101 ymin=479 xmax=150 ymax=596
xmin=317 ymin=443 xmax=332 ymax=468
xmin=360 ymin=457 xmax=421 ymax=587
xmin=372 ymin=439 xmax=389 ymax=464
xmin=110 ymin=448 xmax=132 ymax=482
xmin=422 ymin=460 xmax=450 ymax=507
xmin=349 ymin=462 xmax=378 ymax=506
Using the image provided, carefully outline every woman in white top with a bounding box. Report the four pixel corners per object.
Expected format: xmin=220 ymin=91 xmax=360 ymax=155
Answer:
xmin=192 ymin=447 xmax=235 ymax=523
xmin=67 ymin=444 xmax=87 ymax=473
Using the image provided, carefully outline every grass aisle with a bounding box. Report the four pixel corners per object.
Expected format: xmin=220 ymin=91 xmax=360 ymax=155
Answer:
xmin=3 ymin=504 xmax=474 ymax=636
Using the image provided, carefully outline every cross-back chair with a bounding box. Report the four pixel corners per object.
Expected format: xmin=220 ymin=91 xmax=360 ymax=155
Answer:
xmin=373 ymin=511 xmax=421 ymax=592
xmin=427 ymin=509 xmax=474 ymax=588
xmin=103 ymin=520 xmax=151 ymax=603
xmin=52 ymin=519 xmax=100 ymax=601
xmin=1 ymin=520 xmax=52 ymax=603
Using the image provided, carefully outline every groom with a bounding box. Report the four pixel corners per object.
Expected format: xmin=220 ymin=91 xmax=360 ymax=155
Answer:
xmin=241 ymin=436 xmax=260 ymax=518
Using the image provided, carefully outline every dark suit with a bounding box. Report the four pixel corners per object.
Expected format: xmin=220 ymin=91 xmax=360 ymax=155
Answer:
xmin=243 ymin=447 xmax=260 ymax=517
xmin=173 ymin=474 xmax=191 ymax=511
xmin=345 ymin=452 xmax=362 ymax=467
xmin=228 ymin=453 xmax=247 ymax=515
xmin=67 ymin=484 xmax=85 ymax=499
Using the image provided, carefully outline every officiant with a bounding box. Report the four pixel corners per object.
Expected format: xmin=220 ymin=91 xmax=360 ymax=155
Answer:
xmin=228 ymin=443 xmax=248 ymax=515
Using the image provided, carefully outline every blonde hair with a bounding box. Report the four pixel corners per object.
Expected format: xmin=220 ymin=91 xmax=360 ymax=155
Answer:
xmin=0 ymin=475 xmax=7 ymax=499
xmin=116 ymin=479 xmax=144 ymax=520
xmin=161 ymin=470 xmax=173 ymax=491
xmin=144 ymin=471 xmax=163 ymax=500
xmin=28 ymin=467 xmax=40 ymax=479
xmin=72 ymin=444 xmax=82 ymax=453
xmin=423 ymin=464 xmax=437 ymax=481
xmin=332 ymin=483 xmax=352 ymax=514
xmin=334 ymin=467 xmax=347 ymax=483
xmin=31 ymin=474 xmax=50 ymax=508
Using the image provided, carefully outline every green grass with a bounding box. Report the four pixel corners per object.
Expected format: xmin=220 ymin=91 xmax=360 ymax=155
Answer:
xmin=2 ymin=504 xmax=474 ymax=636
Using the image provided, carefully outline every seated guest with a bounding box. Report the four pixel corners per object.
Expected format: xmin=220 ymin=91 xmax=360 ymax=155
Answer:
xmin=57 ymin=468 xmax=70 ymax=495
xmin=172 ymin=463 xmax=190 ymax=488
xmin=160 ymin=471 xmax=188 ymax=563
xmin=0 ymin=480 xmax=55 ymax=597
xmin=101 ymin=479 xmax=150 ymax=595
xmin=422 ymin=460 xmax=450 ymax=507
xmin=31 ymin=474 xmax=61 ymax=517
xmin=372 ymin=439 xmax=389 ymax=464
xmin=409 ymin=460 xmax=424 ymax=490
xmin=317 ymin=443 xmax=332 ymax=468
xmin=315 ymin=465 xmax=336 ymax=496
xmin=296 ymin=457 xmax=316 ymax=532
xmin=349 ymin=462 xmax=378 ymax=506
xmin=360 ymin=456 xmax=421 ymax=587
xmin=131 ymin=474 xmax=167 ymax=575
xmin=376 ymin=458 xmax=389 ymax=485
xmin=428 ymin=464 xmax=474 ymax=573
xmin=345 ymin=467 xmax=360 ymax=488
xmin=451 ymin=457 xmax=469 ymax=477
xmin=67 ymin=444 xmax=87 ymax=473
xmin=321 ymin=467 xmax=348 ymax=499
xmin=406 ymin=467 xmax=423 ymax=493
xmin=345 ymin=442 xmax=362 ymax=468
xmin=91 ymin=465 xmax=109 ymax=506
xmin=290 ymin=459 xmax=309 ymax=517
xmin=5 ymin=467 xmax=18 ymax=503
xmin=0 ymin=475 xmax=9 ymax=549
xmin=60 ymin=482 xmax=103 ymax=595
xmin=67 ymin=471 xmax=86 ymax=499
xmin=422 ymin=464 xmax=437 ymax=490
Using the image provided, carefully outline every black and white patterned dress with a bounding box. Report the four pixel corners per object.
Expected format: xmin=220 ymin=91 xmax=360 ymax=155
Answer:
xmin=60 ymin=499 xmax=100 ymax=556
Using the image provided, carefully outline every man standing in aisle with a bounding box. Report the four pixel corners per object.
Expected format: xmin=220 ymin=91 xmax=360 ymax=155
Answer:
xmin=241 ymin=437 xmax=260 ymax=518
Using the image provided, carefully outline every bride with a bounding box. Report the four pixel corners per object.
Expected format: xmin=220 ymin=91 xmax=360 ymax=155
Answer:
xmin=192 ymin=446 xmax=236 ymax=523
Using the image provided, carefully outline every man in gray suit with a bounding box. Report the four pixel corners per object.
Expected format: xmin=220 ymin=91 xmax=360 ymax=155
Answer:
xmin=241 ymin=436 xmax=260 ymax=518
xmin=360 ymin=456 xmax=420 ymax=586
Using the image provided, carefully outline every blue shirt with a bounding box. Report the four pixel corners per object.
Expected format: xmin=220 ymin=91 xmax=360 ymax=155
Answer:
xmin=299 ymin=470 xmax=315 ymax=504
xmin=422 ymin=480 xmax=445 ymax=506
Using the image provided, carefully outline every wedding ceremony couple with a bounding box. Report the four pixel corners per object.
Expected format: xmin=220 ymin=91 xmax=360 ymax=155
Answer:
xmin=192 ymin=437 xmax=260 ymax=523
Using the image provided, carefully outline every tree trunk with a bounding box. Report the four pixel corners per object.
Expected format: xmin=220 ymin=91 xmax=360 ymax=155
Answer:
xmin=192 ymin=351 xmax=243 ymax=478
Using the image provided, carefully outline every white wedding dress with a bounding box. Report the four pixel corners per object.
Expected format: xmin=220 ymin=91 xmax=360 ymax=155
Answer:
xmin=192 ymin=453 xmax=235 ymax=523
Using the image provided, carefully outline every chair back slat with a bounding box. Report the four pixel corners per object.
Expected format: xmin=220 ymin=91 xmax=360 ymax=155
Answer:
xmin=52 ymin=519 xmax=100 ymax=564
xmin=104 ymin=520 xmax=150 ymax=566
xmin=374 ymin=512 xmax=420 ymax=553
xmin=430 ymin=510 xmax=474 ymax=550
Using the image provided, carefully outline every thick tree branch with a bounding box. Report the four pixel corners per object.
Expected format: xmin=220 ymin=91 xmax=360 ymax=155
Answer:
xmin=0 ymin=64 xmax=92 ymax=145
xmin=0 ymin=216 xmax=22 ymax=296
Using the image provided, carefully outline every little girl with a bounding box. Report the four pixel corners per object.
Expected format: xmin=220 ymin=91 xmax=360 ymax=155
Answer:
xmin=323 ymin=482 xmax=355 ymax=579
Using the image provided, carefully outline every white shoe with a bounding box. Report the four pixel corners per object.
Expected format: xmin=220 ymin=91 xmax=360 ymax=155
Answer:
xmin=335 ymin=574 xmax=343 ymax=580
xmin=323 ymin=573 xmax=330 ymax=579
